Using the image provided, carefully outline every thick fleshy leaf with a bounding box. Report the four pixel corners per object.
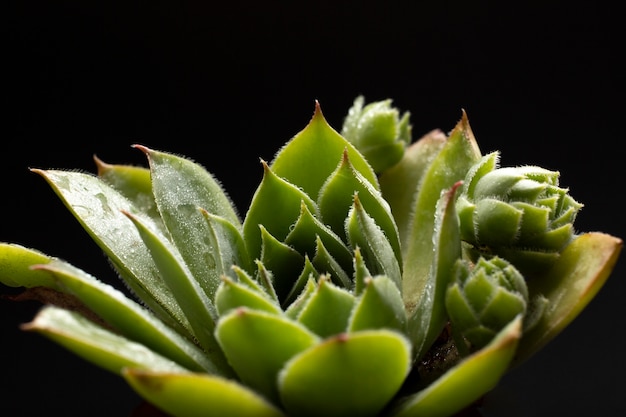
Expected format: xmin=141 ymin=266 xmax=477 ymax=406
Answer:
xmin=294 ymin=274 xmax=354 ymax=334
xmin=285 ymin=201 xmax=353 ymax=275
xmin=200 ymin=210 xmax=253 ymax=278
xmin=137 ymin=145 xmax=241 ymax=300
xmin=408 ymin=182 xmax=463 ymax=361
xmin=32 ymin=169 xmax=191 ymax=335
xmin=278 ymin=329 xmax=411 ymax=417
xmin=514 ymin=232 xmax=623 ymax=364
xmin=214 ymin=275 xmax=282 ymax=316
xmin=23 ymin=306 xmax=188 ymax=375
xmin=123 ymin=369 xmax=287 ymax=417
xmin=348 ymin=274 xmax=406 ymax=333
xmin=95 ymin=157 xmax=162 ymax=225
xmin=32 ymin=259 xmax=219 ymax=373
xmin=310 ymin=236 xmax=352 ymax=288
xmin=379 ymin=129 xmax=447 ymax=250
xmin=389 ymin=316 xmax=522 ymax=417
xmin=318 ymin=150 xmax=401 ymax=264
xmin=243 ymin=161 xmax=317 ymax=264
xmin=258 ymin=225 xmax=306 ymax=301
xmin=122 ymin=211 xmax=232 ymax=375
xmin=0 ymin=243 xmax=57 ymax=288
xmin=296 ymin=275 xmax=355 ymax=337
xmin=401 ymin=113 xmax=481 ymax=316
xmin=284 ymin=274 xmax=317 ymax=319
xmin=346 ymin=196 xmax=402 ymax=289
xmin=270 ymin=101 xmax=379 ymax=201
xmin=215 ymin=308 xmax=320 ymax=403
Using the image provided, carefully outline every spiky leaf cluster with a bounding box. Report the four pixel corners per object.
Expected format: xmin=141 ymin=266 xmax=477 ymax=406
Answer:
xmin=0 ymin=98 xmax=621 ymax=417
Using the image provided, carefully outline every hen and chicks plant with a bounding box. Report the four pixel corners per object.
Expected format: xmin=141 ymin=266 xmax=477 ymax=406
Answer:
xmin=0 ymin=96 xmax=621 ymax=417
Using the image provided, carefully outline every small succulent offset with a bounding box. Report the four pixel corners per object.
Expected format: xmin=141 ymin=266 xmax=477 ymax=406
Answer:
xmin=0 ymin=96 xmax=622 ymax=417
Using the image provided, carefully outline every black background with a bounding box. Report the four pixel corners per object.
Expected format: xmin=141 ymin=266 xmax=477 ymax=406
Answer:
xmin=3 ymin=1 xmax=624 ymax=416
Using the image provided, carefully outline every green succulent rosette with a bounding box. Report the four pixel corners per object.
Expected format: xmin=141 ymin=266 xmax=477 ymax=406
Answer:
xmin=455 ymin=151 xmax=584 ymax=275
xmin=0 ymin=98 xmax=622 ymax=417
xmin=341 ymin=95 xmax=412 ymax=173
xmin=445 ymin=256 xmax=529 ymax=353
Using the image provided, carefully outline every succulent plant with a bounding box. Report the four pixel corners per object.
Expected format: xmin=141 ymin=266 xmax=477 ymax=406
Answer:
xmin=0 ymin=96 xmax=622 ymax=417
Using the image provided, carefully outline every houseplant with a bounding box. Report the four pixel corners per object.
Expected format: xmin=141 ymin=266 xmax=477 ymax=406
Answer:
xmin=0 ymin=96 xmax=621 ymax=416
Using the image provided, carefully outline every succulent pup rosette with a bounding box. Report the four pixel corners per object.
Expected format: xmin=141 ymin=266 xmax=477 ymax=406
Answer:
xmin=0 ymin=96 xmax=622 ymax=417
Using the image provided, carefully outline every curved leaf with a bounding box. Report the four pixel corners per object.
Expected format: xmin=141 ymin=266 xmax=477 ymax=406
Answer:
xmin=95 ymin=157 xmax=161 ymax=225
xmin=348 ymin=274 xmax=406 ymax=333
xmin=123 ymin=369 xmax=287 ymax=417
xmin=137 ymin=145 xmax=241 ymax=300
xmin=243 ymin=161 xmax=317 ymax=264
xmin=270 ymin=101 xmax=379 ymax=201
xmin=278 ymin=329 xmax=411 ymax=417
xmin=401 ymin=114 xmax=481 ymax=315
xmin=32 ymin=169 xmax=190 ymax=335
xmin=346 ymin=195 xmax=402 ymax=289
xmin=123 ymin=211 xmax=233 ymax=376
xmin=22 ymin=306 xmax=188 ymax=375
xmin=514 ymin=232 xmax=623 ymax=364
xmin=318 ymin=149 xmax=401 ymax=263
xmin=389 ymin=316 xmax=522 ymax=417
xmin=408 ymin=182 xmax=463 ymax=361
xmin=296 ymin=275 xmax=355 ymax=337
xmin=215 ymin=308 xmax=320 ymax=403
xmin=200 ymin=210 xmax=253 ymax=278
xmin=215 ymin=275 xmax=282 ymax=316
xmin=379 ymin=129 xmax=447 ymax=250
xmin=0 ymin=243 xmax=56 ymax=288
xmin=33 ymin=259 xmax=219 ymax=373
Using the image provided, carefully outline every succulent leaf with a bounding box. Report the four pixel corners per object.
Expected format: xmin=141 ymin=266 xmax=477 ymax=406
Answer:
xmin=456 ymin=151 xmax=584 ymax=275
xmin=138 ymin=145 xmax=241 ymax=300
xmin=389 ymin=316 xmax=522 ymax=417
xmin=243 ymin=161 xmax=317 ymax=267
xmin=445 ymin=256 xmax=528 ymax=353
xmin=346 ymin=195 xmax=402 ymax=289
xmin=32 ymin=259 xmax=219 ymax=373
xmin=340 ymin=95 xmax=412 ymax=173
xmin=379 ymin=129 xmax=447 ymax=248
xmin=123 ymin=210 xmax=232 ymax=375
xmin=1 ymin=98 xmax=621 ymax=417
xmin=95 ymin=157 xmax=162 ymax=223
xmin=319 ymin=149 xmax=402 ymax=264
xmin=277 ymin=330 xmax=412 ymax=417
xmin=270 ymin=101 xmax=379 ymax=200
xmin=408 ymin=182 xmax=463 ymax=361
xmin=284 ymin=201 xmax=353 ymax=274
xmin=123 ymin=369 xmax=287 ymax=417
xmin=401 ymin=113 xmax=482 ymax=317
xmin=514 ymin=232 xmax=622 ymax=364
xmin=199 ymin=209 xmax=254 ymax=278
xmin=0 ymin=243 xmax=58 ymax=289
xmin=215 ymin=307 xmax=320 ymax=403
xmin=23 ymin=306 xmax=189 ymax=374
xmin=215 ymin=275 xmax=282 ymax=316
xmin=348 ymin=274 xmax=407 ymax=333
xmin=296 ymin=275 xmax=356 ymax=337
xmin=32 ymin=169 xmax=191 ymax=334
